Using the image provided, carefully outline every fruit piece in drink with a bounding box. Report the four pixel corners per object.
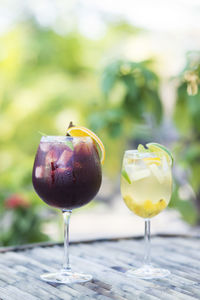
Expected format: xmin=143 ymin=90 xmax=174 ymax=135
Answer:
xmin=123 ymin=195 xmax=167 ymax=218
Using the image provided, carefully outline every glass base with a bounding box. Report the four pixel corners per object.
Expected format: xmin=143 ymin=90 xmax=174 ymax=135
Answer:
xmin=126 ymin=265 xmax=170 ymax=280
xmin=41 ymin=270 xmax=92 ymax=284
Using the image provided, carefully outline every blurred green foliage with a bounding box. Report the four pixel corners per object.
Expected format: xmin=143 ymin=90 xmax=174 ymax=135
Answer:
xmin=88 ymin=59 xmax=162 ymax=173
xmin=173 ymin=52 xmax=200 ymax=224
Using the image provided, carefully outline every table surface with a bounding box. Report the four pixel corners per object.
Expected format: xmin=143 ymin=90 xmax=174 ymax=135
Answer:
xmin=0 ymin=235 xmax=200 ymax=300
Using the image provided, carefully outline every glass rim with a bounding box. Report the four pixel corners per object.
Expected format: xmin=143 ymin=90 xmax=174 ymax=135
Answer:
xmin=125 ymin=149 xmax=158 ymax=158
xmin=40 ymin=135 xmax=92 ymax=143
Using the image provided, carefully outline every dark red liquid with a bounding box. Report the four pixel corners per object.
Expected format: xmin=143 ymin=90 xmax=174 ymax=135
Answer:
xmin=32 ymin=137 xmax=102 ymax=210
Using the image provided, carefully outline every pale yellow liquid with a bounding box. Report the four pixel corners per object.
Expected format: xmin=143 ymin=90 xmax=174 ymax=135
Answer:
xmin=121 ymin=157 xmax=172 ymax=218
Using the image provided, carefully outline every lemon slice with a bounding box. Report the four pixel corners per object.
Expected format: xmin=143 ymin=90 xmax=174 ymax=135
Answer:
xmin=143 ymin=157 xmax=161 ymax=166
xmin=146 ymin=143 xmax=173 ymax=166
xmin=66 ymin=126 xmax=105 ymax=164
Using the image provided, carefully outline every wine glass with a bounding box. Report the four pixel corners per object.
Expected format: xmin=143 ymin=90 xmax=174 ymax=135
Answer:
xmin=121 ymin=149 xmax=172 ymax=279
xmin=32 ymin=135 xmax=102 ymax=283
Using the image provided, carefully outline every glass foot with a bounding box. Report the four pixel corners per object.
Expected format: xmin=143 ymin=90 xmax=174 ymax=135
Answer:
xmin=41 ymin=270 xmax=92 ymax=284
xmin=126 ymin=265 xmax=170 ymax=279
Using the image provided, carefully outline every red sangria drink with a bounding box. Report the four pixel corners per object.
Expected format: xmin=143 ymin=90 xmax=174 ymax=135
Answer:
xmin=32 ymin=136 xmax=102 ymax=210
xmin=32 ymin=127 xmax=104 ymax=284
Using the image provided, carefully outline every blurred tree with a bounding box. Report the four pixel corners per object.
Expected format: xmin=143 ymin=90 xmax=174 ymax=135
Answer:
xmin=173 ymin=51 xmax=200 ymax=224
xmin=88 ymin=59 xmax=163 ymax=174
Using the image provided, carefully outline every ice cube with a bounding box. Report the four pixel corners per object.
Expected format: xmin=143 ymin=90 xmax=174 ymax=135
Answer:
xmin=35 ymin=166 xmax=44 ymax=178
xmin=125 ymin=164 xmax=150 ymax=182
xmin=73 ymin=138 xmax=92 ymax=147
xmin=54 ymin=167 xmax=66 ymax=175
xmin=40 ymin=142 xmax=50 ymax=152
xmin=45 ymin=150 xmax=58 ymax=165
xmin=149 ymin=164 xmax=164 ymax=184
xmin=72 ymin=138 xmax=80 ymax=147
xmin=74 ymin=141 xmax=92 ymax=156
xmin=131 ymin=169 xmax=151 ymax=181
xmin=56 ymin=166 xmax=72 ymax=174
xmin=57 ymin=150 xmax=73 ymax=167
xmin=136 ymin=158 xmax=147 ymax=168
xmin=125 ymin=164 xmax=139 ymax=175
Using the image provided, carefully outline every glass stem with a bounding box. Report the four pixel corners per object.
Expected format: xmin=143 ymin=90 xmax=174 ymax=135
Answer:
xmin=62 ymin=210 xmax=72 ymax=272
xmin=144 ymin=219 xmax=151 ymax=266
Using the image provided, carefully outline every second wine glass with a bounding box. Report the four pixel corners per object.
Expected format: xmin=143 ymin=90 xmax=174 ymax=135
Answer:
xmin=121 ymin=148 xmax=172 ymax=279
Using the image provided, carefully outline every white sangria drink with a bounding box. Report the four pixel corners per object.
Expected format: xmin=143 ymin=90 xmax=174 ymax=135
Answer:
xmin=121 ymin=151 xmax=172 ymax=218
xmin=121 ymin=143 xmax=173 ymax=279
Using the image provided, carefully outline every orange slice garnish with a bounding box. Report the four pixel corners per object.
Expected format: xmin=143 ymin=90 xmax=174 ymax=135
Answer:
xmin=66 ymin=126 xmax=105 ymax=164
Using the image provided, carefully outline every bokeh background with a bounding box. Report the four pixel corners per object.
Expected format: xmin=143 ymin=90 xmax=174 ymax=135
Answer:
xmin=0 ymin=0 xmax=200 ymax=246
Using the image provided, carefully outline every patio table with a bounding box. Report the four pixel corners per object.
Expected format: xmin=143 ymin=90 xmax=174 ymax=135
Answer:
xmin=0 ymin=234 xmax=200 ymax=299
